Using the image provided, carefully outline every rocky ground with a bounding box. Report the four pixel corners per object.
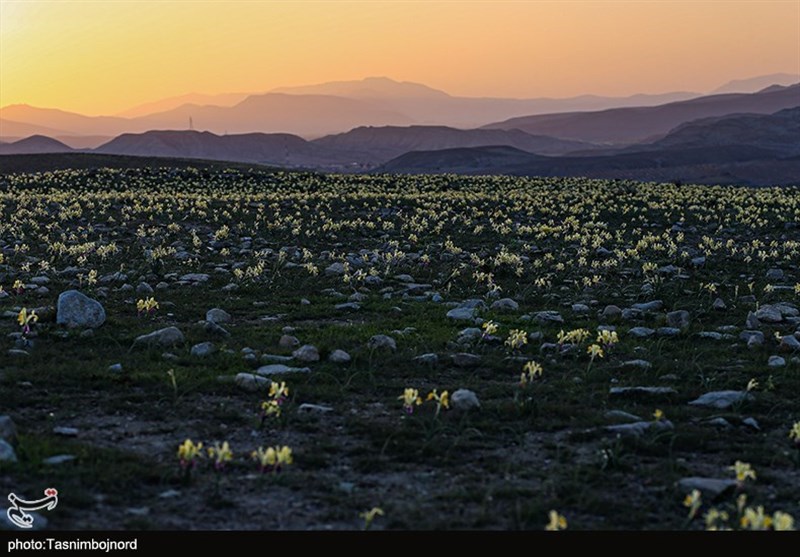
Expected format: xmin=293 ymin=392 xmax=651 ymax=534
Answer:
xmin=0 ymin=167 xmax=798 ymax=530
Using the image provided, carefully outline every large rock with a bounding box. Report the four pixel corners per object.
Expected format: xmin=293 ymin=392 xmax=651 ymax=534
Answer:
xmin=490 ymin=298 xmax=519 ymax=312
xmin=0 ymin=416 xmax=17 ymax=445
xmin=689 ymin=390 xmax=753 ymax=409
xmin=234 ymin=373 xmax=269 ymax=392
xmin=56 ymin=290 xmax=106 ymax=328
xmin=134 ymin=327 xmax=184 ymax=348
xmin=0 ymin=439 xmax=17 ymax=462
xmin=328 ymin=349 xmax=351 ymax=363
xmin=451 ymin=389 xmax=481 ymax=411
xmin=292 ymin=344 xmax=320 ymax=363
xmin=676 ymin=477 xmax=737 ymax=500
xmin=205 ymin=308 xmax=231 ymax=324
xmin=255 ymin=364 xmax=311 ymax=376
xmin=447 ymin=307 xmax=476 ymax=321
xmin=755 ymin=305 xmax=783 ymax=323
xmin=368 ymin=334 xmax=397 ymax=351
xmin=666 ymin=310 xmax=690 ymax=330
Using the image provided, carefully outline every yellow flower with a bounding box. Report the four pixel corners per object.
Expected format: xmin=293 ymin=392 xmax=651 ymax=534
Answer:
xmin=746 ymin=378 xmax=758 ymax=392
xmin=177 ymin=439 xmax=203 ymax=468
xmin=587 ymin=344 xmax=604 ymax=359
xmin=741 ymin=505 xmax=772 ymax=530
xmin=481 ymin=320 xmax=498 ymax=337
xmin=683 ymin=489 xmax=702 ymax=520
xmin=704 ymin=507 xmax=729 ymax=530
xmin=545 ymin=510 xmax=567 ymax=531
xmin=789 ymin=421 xmax=800 ymax=445
xmin=426 ymin=389 xmax=450 ymax=416
xmin=17 ymin=308 xmax=38 ymax=334
xmin=207 ymin=441 xmax=233 ymax=470
xmin=653 ymin=409 xmax=664 ymax=421
xmin=359 ymin=507 xmax=385 ymax=530
xmin=251 ymin=445 xmax=293 ymax=473
xmin=772 ymin=511 xmax=795 ymax=531
xmin=505 ymin=329 xmax=528 ymax=350
xmin=399 ymin=388 xmax=422 ymax=414
xmin=730 ymin=460 xmax=756 ymax=483
xmin=137 ymin=297 xmax=159 ymax=315
xmin=596 ymin=329 xmax=618 ymax=348
xmin=519 ymin=360 xmax=543 ymax=387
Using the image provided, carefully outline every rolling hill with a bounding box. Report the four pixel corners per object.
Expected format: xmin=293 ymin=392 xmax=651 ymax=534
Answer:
xmin=0 ymin=135 xmax=73 ymax=155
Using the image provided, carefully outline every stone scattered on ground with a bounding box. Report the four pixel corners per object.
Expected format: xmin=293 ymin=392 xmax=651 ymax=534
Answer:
xmin=451 ymin=389 xmax=481 ymax=411
xmin=676 ymin=477 xmax=737 ymax=500
xmin=0 ymin=439 xmax=17 ymax=462
xmin=206 ymin=308 xmax=231 ymax=324
xmin=605 ymin=419 xmax=674 ymax=438
xmin=56 ymin=290 xmax=106 ymax=329
xmin=53 ymin=426 xmax=79 ymax=437
xmin=328 ymin=349 xmax=351 ymax=363
xmin=297 ymin=403 xmax=334 ymax=414
xmin=0 ymin=416 xmax=18 ymax=445
xmin=191 ymin=342 xmax=216 ymax=357
xmin=133 ymin=327 xmax=185 ymax=348
xmin=292 ymin=344 xmax=320 ymax=362
xmin=452 ymin=353 xmax=481 ymax=367
xmin=414 ymin=353 xmax=439 ymax=365
xmin=688 ymin=390 xmax=753 ymax=409
xmin=234 ymin=373 xmax=269 ymax=392
xmin=368 ymin=334 xmax=397 ymax=351
xmin=256 ymin=364 xmax=312 ymax=376
xmin=609 ymin=386 xmax=677 ymax=397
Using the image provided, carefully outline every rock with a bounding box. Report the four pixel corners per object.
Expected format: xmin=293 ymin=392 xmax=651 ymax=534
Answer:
xmin=447 ymin=307 xmax=476 ymax=321
xmin=779 ymin=334 xmax=800 ymax=352
xmin=739 ymin=330 xmax=764 ymax=346
xmin=572 ymin=303 xmax=590 ymax=315
xmin=7 ymin=349 xmax=29 ymax=358
xmin=600 ymin=305 xmax=622 ymax=321
xmin=179 ymin=273 xmax=210 ymax=282
xmin=206 ymin=308 xmax=231 ymax=324
xmin=293 ymin=344 xmax=320 ymax=362
xmin=329 ymin=349 xmax=351 ymax=363
xmin=707 ymin=417 xmax=733 ymax=428
xmin=676 ymin=477 xmax=737 ymax=500
xmin=745 ymin=311 xmax=760 ymax=329
xmin=413 ymin=353 xmax=439 ymax=365
xmin=0 ymin=416 xmax=17 ymax=445
xmin=631 ymin=300 xmax=663 ymax=312
xmin=451 ymin=389 xmax=480 ymax=411
xmin=628 ymin=327 xmax=655 ymax=338
xmin=604 ymin=410 xmax=643 ymax=423
xmin=712 ymin=298 xmax=727 ymax=311
xmin=666 ymin=310 xmax=690 ymax=330
xmin=689 ymin=390 xmax=753 ymax=409
xmin=609 ymin=386 xmax=677 ymax=397
xmin=297 ymin=403 xmax=334 ymax=414
xmin=621 ymin=308 xmax=643 ymax=321
xmin=690 ymin=256 xmax=706 ymax=267
xmin=742 ymin=417 xmax=760 ymax=431
xmin=279 ymin=335 xmax=300 ymax=349
xmin=755 ymin=305 xmax=783 ymax=323
xmin=256 ymin=364 xmax=311 ymax=376
xmin=0 ymin=439 xmax=17 ymax=462
xmin=533 ymin=311 xmax=564 ymax=325
xmin=56 ymin=290 xmax=106 ymax=329
xmin=605 ymin=419 xmax=674 ymax=438
xmin=657 ymin=327 xmax=682 ymax=337
xmin=619 ymin=359 xmax=652 ymax=370
xmin=43 ymin=454 xmax=76 ymax=465
xmin=108 ymin=363 xmax=123 ymax=373
xmin=136 ymin=282 xmax=154 ymax=294
xmin=452 ymin=353 xmax=481 ymax=367
xmin=204 ymin=321 xmax=230 ymax=337
xmin=53 ymin=426 xmax=78 ymax=437
xmin=191 ymin=342 xmax=216 ymax=357
xmin=134 ymin=327 xmax=184 ymax=348
xmin=768 ymin=355 xmax=786 ymax=367
xmin=234 ymin=373 xmax=270 ymax=391
xmin=324 ymin=262 xmax=345 ymax=276
xmin=457 ymin=328 xmax=483 ymax=343
xmin=368 ymin=335 xmax=397 ymax=351
xmin=335 ymin=302 xmax=361 ymax=311
xmin=490 ymin=298 xmax=519 ymax=312
xmin=766 ymin=268 xmax=785 ymax=281
xmin=459 ymin=299 xmax=487 ymax=310
xmin=260 ymin=354 xmax=294 ymax=363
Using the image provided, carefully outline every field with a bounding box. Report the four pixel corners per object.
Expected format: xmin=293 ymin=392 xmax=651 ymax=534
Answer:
xmin=1 ymin=165 xmax=799 ymax=530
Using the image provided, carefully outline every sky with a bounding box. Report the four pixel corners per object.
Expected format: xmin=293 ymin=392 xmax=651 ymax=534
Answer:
xmin=1 ymin=0 xmax=798 ymax=115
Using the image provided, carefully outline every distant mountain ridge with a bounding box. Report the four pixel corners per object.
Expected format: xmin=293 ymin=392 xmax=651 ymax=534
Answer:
xmin=0 ymin=135 xmax=73 ymax=155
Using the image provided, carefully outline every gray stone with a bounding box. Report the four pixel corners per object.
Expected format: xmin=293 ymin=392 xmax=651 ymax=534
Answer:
xmin=0 ymin=416 xmax=17 ymax=445
xmin=293 ymin=345 xmax=319 ymax=362
xmin=572 ymin=303 xmax=590 ymax=315
xmin=490 ymin=298 xmax=519 ymax=312
xmin=689 ymin=390 xmax=753 ymax=409
xmin=191 ymin=342 xmax=216 ymax=357
xmin=134 ymin=327 xmax=184 ymax=348
xmin=234 ymin=373 xmax=269 ymax=392
xmin=297 ymin=403 xmax=334 ymax=414
xmin=533 ymin=311 xmax=564 ymax=325
xmin=329 ymin=349 xmax=351 ymax=363
xmin=459 ymin=299 xmax=487 ymax=309
xmin=745 ymin=311 xmax=760 ymax=329
xmin=179 ymin=273 xmax=210 ymax=282
xmin=628 ymin=327 xmax=655 ymax=338
xmin=739 ymin=330 xmax=764 ymax=346
xmin=43 ymin=454 xmax=76 ymax=465
xmin=324 ymin=262 xmax=346 ymax=276
xmin=657 ymin=327 xmax=682 ymax=337
xmin=604 ymin=410 xmax=643 ymax=423
xmin=605 ymin=419 xmax=674 ymax=438
xmin=768 ymin=355 xmax=786 ymax=367
xmin=56 ymin=290 xmax=106 ymax=329
xmin=779 ymin=334 xmax=800 ymax=351
xmin=451 ymin=389 xmax=481 ymax=411
xmin=257 ymin=364 xmax=311 ymax=376
xmin=755 ymin=305 xmax=783 ymax=323
xmin=707 ymin=417 xmax=733 ymax=428
xmin=204 ymin=321 xmax=230 ymax=337
xmin=108 ymin=363 xmax=123 ymax=373
xmin=742 ymin=417 xmax=760 ymax=431
xmin=260 ymin=354 xmax=294 ymax=363
xmin=206 ymin=308 xmax=231 ymax=324
xmin=0 ymin=439 xmax=17 ymax=462
xmin=622 ymin=308 xmax=643 ymax=321
xmin=53 ymin=426 xmax=78 ymax=437
xmin=691 ymin=256 xmax=706 ymax=267
xmin=457 ymin=327 xmax=483 ymax=342
xmin=447 ymin=307 xmax=476 ymax=321
xmin=335 ymin=302 xmax=361 ymax=311
xmin=413 ymin=353 xmax=439 ymax=365
xmin=136 ymin=282 xmax=154 ymax=294
xmin=609 ymin=386 xmax=677 ymax=397
xmin=619 ymin=359 xmax=652 ymax=370
xmin=766 ymin=268 xmax=785 ymax=281
xmin=279 ymin=335 xmax=300 ymax=349
xmin=369 ymin=334 xmax=397 ymax=351
xmin=712 ymin=298 xmax=727 ymax=311
xmin=7 ymin=349 xmax=29 ymax=358
xmin=452 ymin=353 xmax=481 ymax=367
xmin=676 ymin=477 xmax=737 ymax=500
xmin=601 ymin=305 xmax=622 ymax=321
xmin=666 ymin=310 xmax=690 ymax=330
xmin=632 ymin=300 xmax=664 ymax=312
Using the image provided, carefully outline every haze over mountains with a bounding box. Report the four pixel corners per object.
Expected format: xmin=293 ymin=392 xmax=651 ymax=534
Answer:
xmin=1 ymin=74 xmax=798 ymax=185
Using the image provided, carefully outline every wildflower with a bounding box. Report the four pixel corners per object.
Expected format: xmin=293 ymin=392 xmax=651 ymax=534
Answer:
xmin=596 ymin=329 xmax=618 ymax=349
xmin=13 ymin=280 xmax=24 ymax=295
xmin=683 ymin=489 xmax=702 ymax=520
xmin=789 ymin=421 xmax=800 ymax=447
xmin=136 ymin=297 xmax=159 ymax=316
xmin=359 ymin=507 xmax=384 ymax=530
xmin=17 ymin=308 xmax=38 ymax=335
xmin=794 ymin=283 xmax=800 ymax=296
xmin=746 ymin=378 xmax=758 ymax=392
xmin=763 ymin=284 xmax=774 ymax=294
xmin=704 ymin=508 xmax=729 ymax=531
xmin=772 ymin=511 xmax=795 ymax=531
xmin=587 ymin=344 xmax=604 ymax=360
xmin=481 ymin=320 xmax=498 ymax=339
xmin=398 ymin=388 xmax=422 ymax=414
xmin=207 ymin=441 xmax=233 ymax=471
xmin=741 ymin=505 xmax=772 ymax=530
xmin=426 ymin=389 xmax=450 ymax=417
xmin=653 ymin=409 xmax=664 ymax=421
xmin=730 ymin=460 xmax=756 ymax=484
xmin=251 ymin=445 xmax=293 ymax=473
xmin=177 ymin=439 xmax=203 ymax=469
xmin=557 ymin=328 xmax=590 ymax=346
xmin=545 ymin=510 xmax=567 ymax=531
xmin=520 ymin=360 xmax=543 ymax=387
xmin=505 ymin=329 xmax=528 ymax=350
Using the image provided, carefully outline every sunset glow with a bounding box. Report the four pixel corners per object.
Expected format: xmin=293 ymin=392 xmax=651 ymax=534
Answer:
xmin=1 ymin=0 xmax=798 ymax=115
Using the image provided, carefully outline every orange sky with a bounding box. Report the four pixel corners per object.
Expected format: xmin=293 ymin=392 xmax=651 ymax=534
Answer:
xmin=1 ymin=0 xmax=798 ymax=115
